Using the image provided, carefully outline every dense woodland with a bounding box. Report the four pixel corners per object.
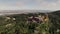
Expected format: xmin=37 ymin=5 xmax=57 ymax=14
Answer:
xmin=0 ymin=10 xmax=60 ymax=34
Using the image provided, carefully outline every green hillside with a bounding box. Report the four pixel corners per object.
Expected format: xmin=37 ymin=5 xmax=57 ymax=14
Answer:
xmin=0 ymin=11 xmax=60 ymax=34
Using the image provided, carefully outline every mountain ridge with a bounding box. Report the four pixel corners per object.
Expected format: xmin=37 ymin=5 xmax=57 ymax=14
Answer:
xmin=0 ymin=10 xmax=53 ymax=15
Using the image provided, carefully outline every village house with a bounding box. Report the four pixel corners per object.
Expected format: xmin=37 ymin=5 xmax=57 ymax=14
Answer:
xmin=27 ymin=14 xmax=49 ymax=23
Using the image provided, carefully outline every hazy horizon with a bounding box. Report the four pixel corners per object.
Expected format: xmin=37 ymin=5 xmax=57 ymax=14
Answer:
xmin=0 ymin=10 xmax=56 ymax=15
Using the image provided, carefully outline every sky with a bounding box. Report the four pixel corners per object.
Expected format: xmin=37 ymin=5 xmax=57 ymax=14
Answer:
xmin=0 ymin=0 xmax=60 ymax=10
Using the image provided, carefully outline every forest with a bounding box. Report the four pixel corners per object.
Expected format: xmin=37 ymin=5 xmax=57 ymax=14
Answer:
xmin=0 ymin=10 xmax=60 ymax=34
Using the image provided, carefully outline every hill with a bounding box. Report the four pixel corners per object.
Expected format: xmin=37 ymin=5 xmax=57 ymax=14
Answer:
xmin=0 ymin=10 xmax=60 ymax=34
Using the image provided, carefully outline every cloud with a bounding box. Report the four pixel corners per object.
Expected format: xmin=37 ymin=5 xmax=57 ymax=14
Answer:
xmin=0 ymin=0 xmax=60 ymax=10
xmin=33 ymin=0 xmax=60 ymax=10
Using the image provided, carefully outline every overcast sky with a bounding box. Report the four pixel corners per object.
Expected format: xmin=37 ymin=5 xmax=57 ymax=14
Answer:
xmin=0 ymin=0 xmax=60 ymax=10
